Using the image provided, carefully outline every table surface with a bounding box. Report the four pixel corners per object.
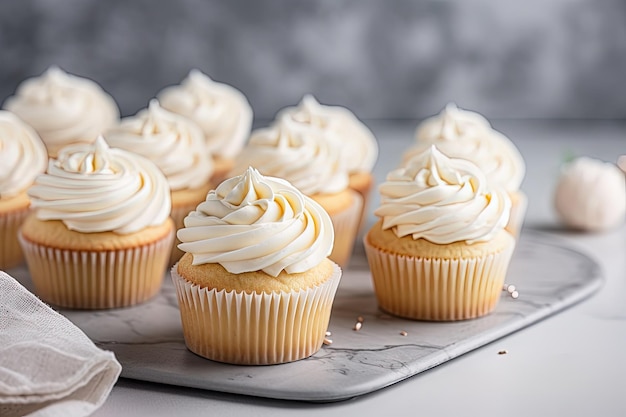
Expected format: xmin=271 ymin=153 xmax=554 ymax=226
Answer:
xmin=92 ymin=120 xmax=626 ymax=417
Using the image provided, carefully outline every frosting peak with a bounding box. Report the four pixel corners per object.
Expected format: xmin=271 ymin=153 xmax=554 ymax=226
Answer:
xmin=406 ymin=103 xmax=526 ymax=192
xmin=278 ymin=94 xmax=378 ymax=173
xmin=0 ymin=110 xmax=48 ymax=198
xmin=177 ymin=167 xmax=334 ymax=277
xmin=28 ymin=136 xmax=171 ymax=234
xmin=157 ymin=69 xmax=253 ymax=159
xmin=3 ymin=66 xmax=120 ymax=157
xmin=377 ymin=146 xmax=510 ymax=244
xmin=232 ymin=115 xmax=349 ymax=195
xmin=106 ymin=99 xmax=212 ymax=191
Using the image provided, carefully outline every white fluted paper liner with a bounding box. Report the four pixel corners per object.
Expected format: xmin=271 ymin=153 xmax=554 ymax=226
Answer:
xmin=171 ymin=262 xmax=342 ymax=365
xmin=0 ymin=205 xmax=29 ymax=270
xmin=18 ymin=229 xmax=174 ymax=309
xmin=364 ymin=238 xmax=515 ymax=321
xmin=327 ymin=190 xmax=363 ymax=267
xmin=506 ymin=190 xmax=528 ymax=238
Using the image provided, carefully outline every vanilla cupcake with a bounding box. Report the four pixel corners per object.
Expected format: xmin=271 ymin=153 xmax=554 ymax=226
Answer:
xmin=19 ymin=137 xmax=174 ymax=309
xmin=0 ymin=111 xmax=48 ymax=269
xmin=172 ymin=167 xmax=341 ymax=365
xmin=106 ymin=99 xmax=213 ymax=265
xmin=403 ymin=103 xmax=526 ymax=236
xmin=157 ymin=69 xmax=253 ymax=183
xmin=365 ymin=146 xmax=515 ymax=321
xmin=277 ymin=95 xmax=378 ymax=229
xmin=3 ymin=66 xmax=120 ymax=158
xmin=231 ymin=115 xmax=362 ymax=267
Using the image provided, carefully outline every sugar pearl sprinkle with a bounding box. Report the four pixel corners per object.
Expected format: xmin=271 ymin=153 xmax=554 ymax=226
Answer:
xmin=503 ymin=283 xmax=520 ymax=299
xmin=353 ymin=316 xmax=364 ymax=331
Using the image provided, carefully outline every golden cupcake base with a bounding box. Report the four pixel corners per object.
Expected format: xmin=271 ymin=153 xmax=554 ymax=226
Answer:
xmin=18 ymin=218 xmax=175 ymax=309
xmin=171 ymin=261 xmax=342 ymax=365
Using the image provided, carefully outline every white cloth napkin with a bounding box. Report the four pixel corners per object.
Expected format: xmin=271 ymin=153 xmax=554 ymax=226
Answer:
xmin=0 ymin=271 xmax=122 ymax=417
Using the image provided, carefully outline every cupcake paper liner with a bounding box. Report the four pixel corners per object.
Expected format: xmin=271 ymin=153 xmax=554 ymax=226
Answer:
xmin=171 ymin=261 xmax=342 ymax=365
xmin=364 ymin=238 xmax=515 ymax=321
xmin=506 ymin=190 xmax=528 ymax=238
xmin=328 ymin=191 xmax=363 ymax=268
xmin=0 ymin=205 xmax=30 ymax=270
xmin=18 ymin=229 xmax=174 ymax=309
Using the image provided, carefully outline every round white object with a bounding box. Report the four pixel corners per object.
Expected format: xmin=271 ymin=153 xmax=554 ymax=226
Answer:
xmin=554 ymin=157 xmax=626 ymax=231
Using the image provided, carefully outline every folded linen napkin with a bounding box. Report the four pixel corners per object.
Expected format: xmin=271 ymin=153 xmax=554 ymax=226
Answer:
xmin=0 ymin=271 xmax=122 ymax=417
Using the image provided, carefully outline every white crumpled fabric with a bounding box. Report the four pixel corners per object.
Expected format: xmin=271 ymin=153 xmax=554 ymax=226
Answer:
xmin=0 ymin=271 xmax=121 ymax=417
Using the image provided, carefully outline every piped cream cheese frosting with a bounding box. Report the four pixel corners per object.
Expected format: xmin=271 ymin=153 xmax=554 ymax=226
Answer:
xmin=0 ymin=111 xmax=48 ymax=198
xmin=278 ymin=94 xmax=378 ymax=173
xmin=3 ymin=66 xmax=120 ymax=156
xmin=404 ymin=103 xmax=525 ymax=192
xmin=28 ymin=136 xmax=171 ymax=234
xmin=177 ymin=167 xmax=334 ymax=277
xmin=157 ymin=69 xmax=253 ymax=159
xmin=232 ymin=115 xmax=349 ymax=195
xmin=376 ymin=145 xmax=511 ymax=244
xmin=106 ymin=99 xmax=212 ymax=191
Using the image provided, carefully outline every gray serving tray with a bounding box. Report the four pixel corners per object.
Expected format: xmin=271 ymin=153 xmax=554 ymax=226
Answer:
xmin=10 ymin=231 xmax=602 ymax=402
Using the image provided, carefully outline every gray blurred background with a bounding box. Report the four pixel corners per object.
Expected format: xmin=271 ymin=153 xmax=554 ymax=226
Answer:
xmin=1 ymin=0 xmax=625 ymax=121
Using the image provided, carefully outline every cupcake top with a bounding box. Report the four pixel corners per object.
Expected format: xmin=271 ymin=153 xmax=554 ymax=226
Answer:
xmin=3 ymin=66 xmax=120 ymax=157
xmin=177 ymin=167 xmax=334 ymax=277
xmin=28 ymin=136 xmax=171 ymax=234
xmin=277 ymin=94 xmax=378 ymax=173
xmin=232 ymin=115 xmax=349 ymax=196
xmin=105 ymin=99 xmax=213 ymax=191
xmin=376 ymin=145 xmax=511 ymax=244
xmin=157 ymin=69 xmax=253 ymax=159
xmin=0 ymin=110 xmax=48 ymax=198
xmin=404 ymin=103 xmax=525 ymax=192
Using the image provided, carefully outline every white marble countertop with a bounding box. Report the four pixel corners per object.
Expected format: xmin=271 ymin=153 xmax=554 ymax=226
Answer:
xmin=93 ymin=120 xmax=626 ymax=417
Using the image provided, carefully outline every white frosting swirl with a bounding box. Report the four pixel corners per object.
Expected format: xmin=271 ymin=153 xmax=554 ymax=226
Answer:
xmin=106 ymin=100 xmax=212 ymax=191
xmin=406 ymin=103 xmax=525 ymax=192
xmin=278 ymin=95 xmax=378 ymax=173
xmin=0 ymin=111 xmax=48 ymax=198
xmin=157 ymin=69 xmax=253 ymax=159
xmin=3 ymin=66 xmax=120 ymax=156
xmin=178 ymin=167 xmax=334 ymax=277
xmin=377 ymin=146 xmax=511 ymax=244
xmin=232 ymin=115 xmax=349 ymax=195
xmin=28 ymin=136 xmax=171 ymax=234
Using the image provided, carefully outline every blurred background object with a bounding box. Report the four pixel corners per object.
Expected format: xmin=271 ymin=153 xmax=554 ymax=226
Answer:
xmin=1 ymin=0 xmax=625 ymax=120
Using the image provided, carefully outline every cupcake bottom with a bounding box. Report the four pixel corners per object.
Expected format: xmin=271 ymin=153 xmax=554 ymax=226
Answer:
xmin=172 ymin=257 xmax=342 ymax=365
xmin=0 ymin=192 xmax=30 ymax=270
xmin=349 ymin=172 xmax=374 ymax=233
xmin=169 ymin=184 xmax=213 ymax=266
xmin=19 ymin=215 xmax=175 ymax=309
xmin=364 ymin=222 xmax=515 ymax=321
xmin=312 ymin=190 xmax=363 ymax=268
xmin=506 ymin=190 xmax=528 ymax=238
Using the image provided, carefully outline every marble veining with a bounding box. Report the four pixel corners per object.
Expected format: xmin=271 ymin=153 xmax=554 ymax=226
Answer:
xmin=9 ymin=231 xmax=602 ymax=402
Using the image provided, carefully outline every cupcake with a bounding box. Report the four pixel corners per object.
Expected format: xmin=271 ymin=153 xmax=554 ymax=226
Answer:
xmin=3 ymin=66 xmax=120 ymax=158
xmin=277 ymin=95 xmax=378 ymax=229
xmin=18 ymin=137 xmax=174 ymax=309
xmin=172 ymin=167 xmax=341 ymax=365
xmin=231 ymin=114 xmax=362 ymax=267
xmin=365 ymin=146 xmax=515 ymax=321
xmin=0 ymin=110 xmax=48 ymax=269
xmin=106 ymin=99 xmax=213 ymax=265
xmin=157 ymin=69 xmax=253 ymax=184
xmin=403 ymin=103 xmax=526 ymax=236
